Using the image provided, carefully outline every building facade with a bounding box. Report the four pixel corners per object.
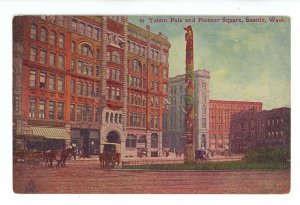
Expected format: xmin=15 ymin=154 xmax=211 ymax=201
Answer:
xmin=209 ymin=100 xmax=263 ymax=154
xmin=13 ymin=16 xmax=170 ymax=158
xmin=229 ymin=107 xmax=290 ymax=153
xmin=164 ymin=69 xmax=210 ymax=151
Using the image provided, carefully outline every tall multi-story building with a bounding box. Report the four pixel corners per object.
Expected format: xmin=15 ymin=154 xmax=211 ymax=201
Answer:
xmin=229 ymin=107 xmax=290 ymax=153
xmin=164 ymin=69 xmax=210 ymax=151
xmin=209 ymin=100 xmax=263 ymax=154
xmin=13 ymin=16 xmax=170 ymax=158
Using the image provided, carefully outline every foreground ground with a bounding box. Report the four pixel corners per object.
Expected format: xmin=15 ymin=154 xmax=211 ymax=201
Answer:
xmin=13 ymin=160 xmax=290 ymax=194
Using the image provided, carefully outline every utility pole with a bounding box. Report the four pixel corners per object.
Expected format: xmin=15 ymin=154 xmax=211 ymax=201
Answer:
xmin=184 ymin=25 xmax=195 ymax=163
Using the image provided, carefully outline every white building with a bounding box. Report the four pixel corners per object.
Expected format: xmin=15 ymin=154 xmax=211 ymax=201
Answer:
xmin=164 ymin=69 xmax=210 ymax=151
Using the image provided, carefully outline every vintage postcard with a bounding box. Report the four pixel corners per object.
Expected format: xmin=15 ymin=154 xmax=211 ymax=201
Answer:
xmin=12 ymin=15 xmax=290 ymax=194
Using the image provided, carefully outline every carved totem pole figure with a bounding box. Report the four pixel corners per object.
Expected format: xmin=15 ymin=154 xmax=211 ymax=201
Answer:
xmin=184 ymin=25 xmax=195 ymax=163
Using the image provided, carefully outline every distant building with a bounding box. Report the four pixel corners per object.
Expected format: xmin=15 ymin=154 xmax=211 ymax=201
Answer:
xmin=209 ymin=100 xmax=263 ymax=154
xmin=164 ymin=69 xmax=210 ymax=151
xmin=229 ymin=107 xmax=290 ymax=153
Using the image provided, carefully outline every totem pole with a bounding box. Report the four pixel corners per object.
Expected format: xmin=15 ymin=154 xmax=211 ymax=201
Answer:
xmin=184 ymin=25 xmax=195 ymax=163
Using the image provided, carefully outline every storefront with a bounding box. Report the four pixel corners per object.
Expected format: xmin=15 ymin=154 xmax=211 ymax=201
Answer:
xmin=14 ymin=126 xmax=70 ymax=151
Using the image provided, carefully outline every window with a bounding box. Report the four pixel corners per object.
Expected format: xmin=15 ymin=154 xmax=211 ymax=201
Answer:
xmin=88 ymin=83 xmax=93 ymax=96
xmin=202 ymin=82 xmax=206 ymax=90
xmin=49 ymin=74 xmax=55 ymax=91
xmin=58 ymin=75 xmax=64 ymax=92
xmin=151 ymin=134 xmax=158 ymax=148
xmin=71 ymin=79 xmax=75 ymax=95
xmin=30 ymin=24 xmax=37 ymax=40
xmin=70 ymin=104 xmax=75 ymax=121
xmin=96 ymin=66 xmax=100 ymax=77
xmin=30 ymin=70 xmax=36 ymax=88
xmin=39 ymin=100 xmax=46 ymax=118
xmin=80 ymin=44 xmax=93 ymax=57
xmin=71 ymin=59 xmax=76 ymax=72
xmin=57 ymin=102 xmax=64 ymax=120
xmin=77 ymin=105 xmax=82 ymax=121
xmin=155 ymin=66 xmax=159 ymax=75
xmin=202 ymin=105 xmax=206 ymax=115
xmin=202 ymin=118 xmax=206 ymax=128
xmin=59 ymin=34 xmax=64 ymax=48
xmin=49 ymin=53 xmax=55 ymax=66
xmin=150 ymin=115 xmax=154 ymax=128
xmin=163 ymin=69 xmax=168 ymax=79
xmin=58 ymin=55 xmax=64 ymax=68
xmin=29 ymin=98 xmax=36 ymax=118
xmin=96 ymin=49 xmax=101 ymax=59
xmin=30 ymin=47 xmax=37 ymax=62
xmin=79 ymin=22 xmax=85 ymax=34
xmin=39 ymin=50 xmax=46 ymax=64
xmin=48 ymin=101 xmax=55 ymax=119
xmin=40 ymin=28 xmax=47 ymax=43
xmin=78 ymin=81 xmax=82 ymax=96
xmin=132 ymin=60 xmax=142 ymax=71
xmin=86 ymin=25 xmax=92 ymax=37
xmin=112 ymin=51 xmax=120 ymax=64
xmin=39 ymin=72 xmax=46 ymax=89
xmin=105 ymin=112 xmax=109 ymax=123
xmin=50 ymin=31 xmax=56 ymax=45
xmin=87 ymin=106 xmax=93 ymax=122
xmin=95 ymin=107 xmax=101 ymax=122
xmin=71 ymin=41 xmax=76 ymax=53
xmin=72 ymin=19 xmax=77 ymax=30
xmin=93 ymin=28 xmax=100 ymax=39
xmin=83 ymin=83 xmax=87 ymax=96
xmin=154 ymin=116 xmax=159 ymax=128
xmin=126 ymin=135 xmax=137 ymax=148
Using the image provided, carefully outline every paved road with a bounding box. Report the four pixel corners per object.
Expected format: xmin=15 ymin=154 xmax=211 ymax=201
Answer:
xmin=13 ymin=160 xmax=290 ymax=194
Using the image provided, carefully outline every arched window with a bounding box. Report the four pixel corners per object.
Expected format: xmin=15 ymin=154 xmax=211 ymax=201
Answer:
xmin=132 ymin=60 xmax=142 ymax=71
xmin=40 ymin=27 xmax=47 ymax=43
xmin=30 ymin=24 xmax=37 ymax=40
xmin=115 ymin=113 xmax=118 ymax=123
xmin=80 ymin=43 xmax=93 ymax=57
xmin=50 ymin=31 xmax=56 ymax=45
xmin=119 ymin=114 xmax=122 ymax=124
xmin=105 ymin=112 xmax=109 ymax=122
xmin=202 ymin=82 xmax=206 ymax=90
xmin=110 ymin=113 xmax=113 ymax=123
xmin=112 ymin=51 xmax=120 ymax=64
xmin=59 ymin=34 xmax=65 ymax=48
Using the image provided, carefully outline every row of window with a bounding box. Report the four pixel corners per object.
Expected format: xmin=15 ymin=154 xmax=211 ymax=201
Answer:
xmin=72 ymin=80 xmax=100 ymax=98
xmin=129 ymin=112 xmax=146 ymax=128
xmin=210 ymin=104 xmax=260 ymax=110
xmin=30 ymin=24 xmax=65 ymax=48
xmin=106 ymin=86 xmax=121 ymax=101
xmin=107 ymin=68 xmax=121 ymax=81
xmin=29 ymin=98 xmax=64 ymax=120
xmin=129 ymin=76 xmax=146 ymax=89
xmin=128 ymin=40 xmax=146 ymax=57
xmin=30 ymin=70 xmax=64 ymax=92
xmin=108 ymin=32 xmax=124 ymax=48
xmin=129 ymin=93 xmax=146 ymax=107
xmin=75 ymin=60 xmax=101 ymax=77
xmin=30 ymin=47 xmax=65 ymax=68
xmin=72 ymin=18 xmax=101 ymax=40
xmin=128 ymin=29 xmax=147 ymax=42
xmin=71 ymin=42 xmax=101 ymax=60
xmin=105 ymin=112 xmax=122 ymax=124
xmin=125 ymin=134 xmax=159 ymax=149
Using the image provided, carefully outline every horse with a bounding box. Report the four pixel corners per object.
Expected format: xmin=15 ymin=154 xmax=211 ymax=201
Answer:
xmin=60 ymin=148 xmax=74 ymax=167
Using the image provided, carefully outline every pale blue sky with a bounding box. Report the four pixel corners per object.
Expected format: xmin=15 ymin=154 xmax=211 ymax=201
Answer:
xmin=129 ymin=16 xmax=290 ymax=110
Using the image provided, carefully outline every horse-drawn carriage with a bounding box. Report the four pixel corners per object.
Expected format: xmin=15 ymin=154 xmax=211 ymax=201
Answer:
xmin=98 ymin=142 xmax=121 ymax=169
xmin=13 ymin=148 xmax=74 ymax=168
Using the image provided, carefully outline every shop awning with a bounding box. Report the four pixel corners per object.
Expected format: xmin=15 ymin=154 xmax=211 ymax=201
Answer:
xmin=28 ymin=126 xmax=70 ymax=140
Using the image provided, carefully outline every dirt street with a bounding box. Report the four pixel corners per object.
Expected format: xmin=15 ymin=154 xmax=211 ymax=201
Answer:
xmin=13 ymin=160 xmax=290 ymax=194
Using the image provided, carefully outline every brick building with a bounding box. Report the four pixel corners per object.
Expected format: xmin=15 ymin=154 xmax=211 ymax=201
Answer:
xmin=209 ymin=100 xmax=262 ymax=154
xmin=13 ymin=16 xmax=170 ymax=158
xmin=229 ymin=107 xmax=290 ymax=153
xmin=164 ymin=69 xmax=210 ymax=151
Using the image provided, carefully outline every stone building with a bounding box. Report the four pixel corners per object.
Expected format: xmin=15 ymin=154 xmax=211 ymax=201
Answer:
xmin=209 ymin=100 xmax=263 ymax=154
xmin=229 ymin=107 xmax=290 ymax=153
xmin=164 ymin=69 xmax=210 ymax=151
xmin=13 ymin=16 xmax=170 ymax=158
